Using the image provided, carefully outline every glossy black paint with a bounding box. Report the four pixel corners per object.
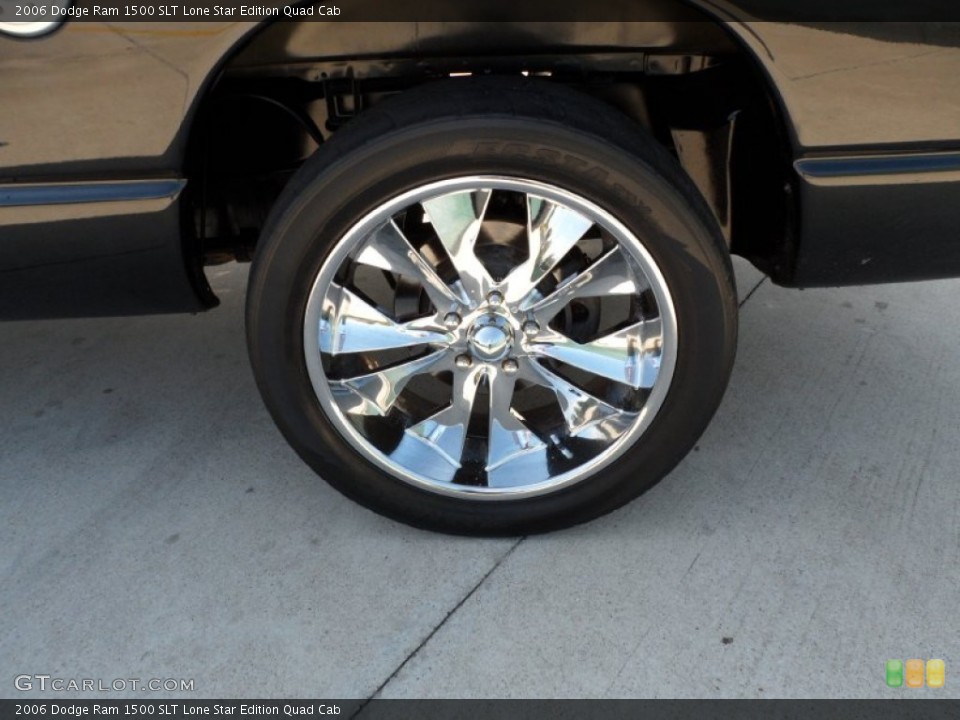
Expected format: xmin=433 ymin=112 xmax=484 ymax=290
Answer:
xmin=0 ymin=198 xmax=215 ymax=319
xmin=793 ymin=155 xmax=960 ymax=286
xmin=1 ymin=11 xmax=960 ymax=318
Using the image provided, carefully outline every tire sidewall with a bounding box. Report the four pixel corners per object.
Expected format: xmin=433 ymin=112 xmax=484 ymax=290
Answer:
xmin=247 ymin=115 xmax=736 ymax=535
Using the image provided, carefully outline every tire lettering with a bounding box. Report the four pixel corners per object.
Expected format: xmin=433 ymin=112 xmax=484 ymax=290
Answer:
xmin=447 ymin=140 xmax=644 ymax=209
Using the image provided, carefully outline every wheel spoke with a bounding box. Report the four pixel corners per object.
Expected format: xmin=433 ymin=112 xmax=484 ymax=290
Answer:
xmin=503 ymin=195 xmax=594 ymax=304
xmin=401 ymin=364 xmax=485 ymax=469
xmin=421 ymin=189 xmax=494 ymax=305
xmin=354 ymin=220 xmax=467 ymax=311
xmin=318 ymin=284 xmax=450 ymax=355
xmin=529 ymin=318 xmax=663 ymax=389
xmin=486 ymin=365 xmax=546 ymax=473
xmin=523 ymin=247 xmax=641 ymax=322
xmin=522 ymin=360 xmax=635 ymax=440
xmin=332 ymin=350 xmax=450 ymax=417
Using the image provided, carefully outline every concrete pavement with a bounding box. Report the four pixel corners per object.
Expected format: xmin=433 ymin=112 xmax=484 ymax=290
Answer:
xmin=1 ymin=258 xmax=957 ymax=699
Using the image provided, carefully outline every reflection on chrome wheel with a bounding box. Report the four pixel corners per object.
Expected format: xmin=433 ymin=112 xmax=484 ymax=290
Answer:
xmin=246 ymin=77 xmax=737 ymax=534
xmin=304 ymin=177 xmax=677 ymax=497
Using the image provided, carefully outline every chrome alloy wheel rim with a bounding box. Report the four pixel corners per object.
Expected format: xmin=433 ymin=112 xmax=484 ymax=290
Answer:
xmin=303 ymin=177 xmax=678 ymax=499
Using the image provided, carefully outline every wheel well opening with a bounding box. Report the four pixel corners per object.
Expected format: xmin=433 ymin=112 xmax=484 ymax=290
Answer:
xmin=184 ymin=17 xmax=794 ymax=280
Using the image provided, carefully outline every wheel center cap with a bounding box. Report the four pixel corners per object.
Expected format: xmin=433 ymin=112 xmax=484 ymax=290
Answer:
xmin=468 ymin=314 xmax=513 ymax=361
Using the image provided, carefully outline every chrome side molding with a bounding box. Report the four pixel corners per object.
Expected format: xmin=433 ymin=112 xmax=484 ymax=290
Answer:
xmin=0 ymin=179 xmax=187 ymax=207
xmin=796 ymin=152 xmax=960 ymax=180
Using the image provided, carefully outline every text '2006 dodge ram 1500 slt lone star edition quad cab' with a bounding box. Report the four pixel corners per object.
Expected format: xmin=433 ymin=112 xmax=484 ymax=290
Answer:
xmin=2 ymin=1 xmax=959 ymax=534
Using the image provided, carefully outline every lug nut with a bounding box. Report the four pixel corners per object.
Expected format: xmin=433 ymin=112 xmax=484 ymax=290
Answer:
xmin=501 ymin=358 xmax=519 ymax=374
xmin=455 ymin=354 xmax=473 ymax=369
xmin=486 ymin=290 xmax=504 ymax=305
xmin=522 ymin=320 xmax=540 ymax=337
xmin=443 ymin=312 xmax=462 ymax=329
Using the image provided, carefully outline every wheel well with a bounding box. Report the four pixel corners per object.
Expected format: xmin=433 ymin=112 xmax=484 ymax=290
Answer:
xmin=185 ymin=14 xmax=794 ymax=280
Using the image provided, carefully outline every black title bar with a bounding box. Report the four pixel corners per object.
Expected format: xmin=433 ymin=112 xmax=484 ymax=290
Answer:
xmin=1 ymin=700 xmax=959 ymax=719
xmin=3 ymin=0 xmax=960 ymax=23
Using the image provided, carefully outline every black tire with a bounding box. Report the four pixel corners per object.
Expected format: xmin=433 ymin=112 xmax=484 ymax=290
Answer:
xmin=246 ymin=77 xmax=737 ymax=535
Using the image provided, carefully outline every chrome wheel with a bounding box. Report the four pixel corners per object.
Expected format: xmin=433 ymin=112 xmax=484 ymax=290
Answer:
xmin=250 ymin=78 xmax=738 ymax=533
xmin=303 ymin=176 xmax=677 ymax=498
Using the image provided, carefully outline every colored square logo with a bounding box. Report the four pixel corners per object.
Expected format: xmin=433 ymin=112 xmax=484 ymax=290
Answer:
xmin=886 ymin=659 xmax=904 ymax=687
xmin=905 ymin=659 xmax=925 ymax=688
xmin=927 ymin=659 xmax=945 ymax=688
